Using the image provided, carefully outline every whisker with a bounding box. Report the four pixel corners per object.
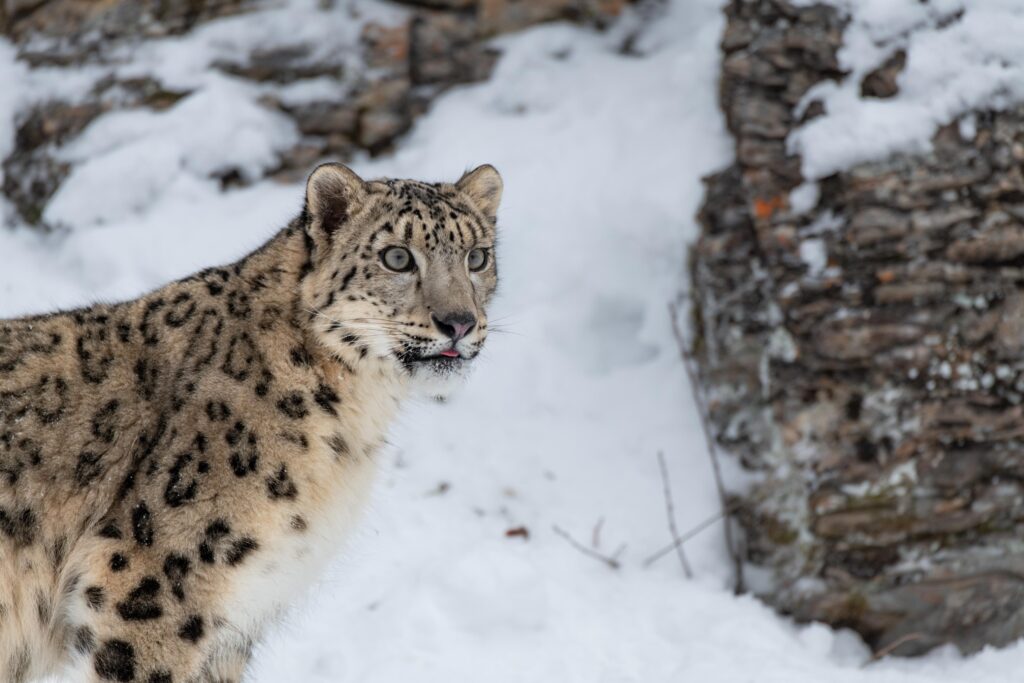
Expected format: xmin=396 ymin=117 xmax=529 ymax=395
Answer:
xmin=330 ymin=318 xmax=414 ymax=325
xmin=304 ymin=308 xmax=410 ymax=330
xmin=486 ymin=314 xmax=521 ymax=325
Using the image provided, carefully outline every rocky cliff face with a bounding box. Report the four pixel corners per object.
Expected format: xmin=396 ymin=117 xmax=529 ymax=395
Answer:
xmin=1 ymin=0 xmax=626 ymax=229
xmin=696 ymin=0 xmax=1024 ymax=655
xmin=693 ymin=0 xmax=1024 ymax=657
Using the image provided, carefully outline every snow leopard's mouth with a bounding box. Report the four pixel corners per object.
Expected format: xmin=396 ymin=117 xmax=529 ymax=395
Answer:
xmin=398 ymin=347 xmax=479 ymax=374
xmin=398 ymin=348 xmax=477 ymax=397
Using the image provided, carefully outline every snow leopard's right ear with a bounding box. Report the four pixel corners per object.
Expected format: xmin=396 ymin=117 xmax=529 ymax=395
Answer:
xmin=304 ymin=163 xmax=367 ymax=244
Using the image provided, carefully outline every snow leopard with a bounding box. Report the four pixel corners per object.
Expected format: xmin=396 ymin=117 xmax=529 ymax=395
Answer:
xmin=0 ymin=162 xmax=502 ymax=682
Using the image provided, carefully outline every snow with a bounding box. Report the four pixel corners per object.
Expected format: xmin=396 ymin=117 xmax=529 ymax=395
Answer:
xmin=790 ymin=0 xmax=1024 ymax=180
xmin=117 ymin=0 xmax=406 ymax=91
xmin=0 ymin=41 xmax=26 ymax=187
xmin=47 ymin=79 xmax=299 ymax=228
xmin=4 ymin=0 xmax=1024 ymax=680
xmin=789 ymin=181 xmax=820 ymax=214
xmin=799 ymin=237 xmax=827 ymax=276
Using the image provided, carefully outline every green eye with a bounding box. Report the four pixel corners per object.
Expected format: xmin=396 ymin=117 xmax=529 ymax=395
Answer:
xmin=381 ymin=247 xmax=414 ymax=272
xmin=467 ymin=248 xmax=489 ymax=272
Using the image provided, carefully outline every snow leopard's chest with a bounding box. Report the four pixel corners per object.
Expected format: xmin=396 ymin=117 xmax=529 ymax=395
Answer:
xmin=216 ymin=378 xmax=402 ymax=632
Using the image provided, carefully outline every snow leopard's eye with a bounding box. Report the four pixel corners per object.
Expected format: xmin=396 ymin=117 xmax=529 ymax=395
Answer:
xmin=381 ymin=247 xmax=414 ymax=272
xmin=467 ymin=248 xmax=489 ymax=272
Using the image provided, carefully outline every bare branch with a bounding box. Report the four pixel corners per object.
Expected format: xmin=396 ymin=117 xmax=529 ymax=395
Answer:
xmin=643 ymin=500 xmax=741 ymax=567
xmin=592 ymin=517 xmax=605 ymax=549
xmin=863 ymin=633 xmax=926 ymax=665
xmin=611 ymin=543 xmax=627 ymax=561
xmin=656 ymin=450 xmax=693 ymax=578
xmin=552 ymin=525 xmax=621 ymax=570
xmin=668 ymin=300 xmax=745 ymax=593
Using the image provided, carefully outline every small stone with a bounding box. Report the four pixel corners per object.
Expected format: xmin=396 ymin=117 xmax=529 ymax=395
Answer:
xmin=288 ymin=102 xmax=357 ymax=137
xmin=860 ymin=50 xmax=906 ymax=99
xmin=731 ymin=94 xmax=791 ymax=139
xmin=947 ymin=225 xmax=1024 ymax=263
xmin=721 ymin=20 xmax=755 ymax=52
xmin=846 ymin=208 xmax=910 ymax=247
xmin=409 ymin=14 xmax=499 ymax=86
xmin=814 ymin=324 xmax=923 ymax=361
xmin=361 ymin=21 xmax=411 ymax=70
xmin=723 ymin=53 xmax=788 ymax=87
xmin=215 ymin=45 xmax=342 ymax=83
xmin=995 ymin=294 xmax=1024 ymax=360
xmin=873 ymin=282 xmax=946 ymax=305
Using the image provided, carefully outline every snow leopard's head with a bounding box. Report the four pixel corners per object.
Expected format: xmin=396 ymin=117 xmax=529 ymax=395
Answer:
xmin=299 ymin=163 xmax=502 ymax=396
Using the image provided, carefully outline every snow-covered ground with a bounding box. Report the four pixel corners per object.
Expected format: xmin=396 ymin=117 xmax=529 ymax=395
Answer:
xmin=5 ymin=0 xmax=1024 ymax=680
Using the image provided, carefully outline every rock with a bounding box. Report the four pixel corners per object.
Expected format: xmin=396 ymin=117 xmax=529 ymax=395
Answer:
xmin=286 ymin=102 xmax=358 ymax=137
xmin=389 ymin=0 xmax=475 ymax=10
xmin=873 ymin=282 xmax=947 ymax=306
xmin=505 ymin=0 xmax=626 ymax=33
xmin=271 ymin=143 xmax=325 ymax=182
xmin=995 ymin=294 xmax=1024 ymax=360
xmin=2 ymin=100 xmax=104 ymax=228
xmin=737 ymin=136 xmax=792 ymax=168
xmin=947 ymin=225 xmax=1024 ymax=263
xmin=215 ymin=45 xmax=344 ymax=83
xmin=692 ymin=0 xmax=1024 ymax=658
xmin=846 ymin=207 xmax=910 ymax=247
xmin=721 ymin=19 xmax=754 ymax=52
xmin=361 ymin=20 xmax=411 ymax=70
xmin=13 ymin=100 xmax=104 ymax=150
xmin=410 ymin=13 xmax=499 ymax=86
xmin=1 ymin=0 xmax=633 ymax=225
xmin=814 ymin=324 xmax=923 ymax=361
xmin=2 ymin=154 xmax=69 ymax=228
xmin=358 ymin=108 xmax=409 ymax=152
xmin=911 ymin=205 xmax=979 ymax=233
xmin=354 ymin=77 xmax=412 ymax=152
xmin=860 ymin=49 xmax=905 ymax=99
xmin=4 ymin=0 xmax=258 ymax=43
xmin=731 ymin=94 xmax=791 ymax=138
xmin=724 ymin=52 xmax=789 ymax=87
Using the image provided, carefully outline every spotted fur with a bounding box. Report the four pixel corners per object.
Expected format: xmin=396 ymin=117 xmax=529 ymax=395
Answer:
xmin=0 ymin=164 xmax=502 ymax=682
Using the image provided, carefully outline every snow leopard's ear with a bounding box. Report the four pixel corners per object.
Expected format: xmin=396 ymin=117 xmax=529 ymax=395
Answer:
xmin=304 ymin=163 xmax=367 ymax=242
xmin=456 ymin=165 xmax=503 ymax=224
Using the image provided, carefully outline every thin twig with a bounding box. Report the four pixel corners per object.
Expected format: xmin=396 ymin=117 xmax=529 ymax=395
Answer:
xmin=610 ymin=543 xmax=627 ymax=562
xmin=592 ymin=517 xmax=605 ymax=549
xmin=552 ymin=525 xmax=621 ymax=570
xmin=668 ymin=301 xmax=745 ymax=594
xmin=643 ymin=500 xmax=742 ymax=567
xmin=863 ymin=633 xmax=926 ymax=665
xmin=656 ymin=450 xmax=693 ymax=578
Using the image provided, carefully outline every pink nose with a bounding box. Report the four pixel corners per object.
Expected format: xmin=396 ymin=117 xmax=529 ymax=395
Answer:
xmin=432 ymin=313 xmax=476 ymax=341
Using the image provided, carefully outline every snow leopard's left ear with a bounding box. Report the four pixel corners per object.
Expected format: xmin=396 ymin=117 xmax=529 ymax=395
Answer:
xmin=304 ymin=163 xmax=367 ymax=243
xmin=456 ymin=165 xmax=503 ymax=224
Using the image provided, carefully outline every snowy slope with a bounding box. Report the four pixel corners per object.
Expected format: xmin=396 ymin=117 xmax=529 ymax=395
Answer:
xmin=4 ymin=0 xmax=1024 ymax=680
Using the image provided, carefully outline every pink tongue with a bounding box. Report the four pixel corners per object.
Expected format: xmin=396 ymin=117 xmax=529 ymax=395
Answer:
xmin=440 ymin=349 xmax=460 ymax=358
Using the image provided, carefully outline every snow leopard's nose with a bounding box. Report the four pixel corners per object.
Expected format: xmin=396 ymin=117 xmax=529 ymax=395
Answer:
xmin=431 ymin=312 xmax=476 ymax=341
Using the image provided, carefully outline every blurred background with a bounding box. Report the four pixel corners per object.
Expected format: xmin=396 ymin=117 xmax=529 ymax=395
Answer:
xmin=5 ymin=0 xmax=1024 ymax=680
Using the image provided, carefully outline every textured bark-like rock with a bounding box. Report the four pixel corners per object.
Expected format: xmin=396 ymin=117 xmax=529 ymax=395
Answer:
xmin=693 ymin=0 xmax=1024 ymax=656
